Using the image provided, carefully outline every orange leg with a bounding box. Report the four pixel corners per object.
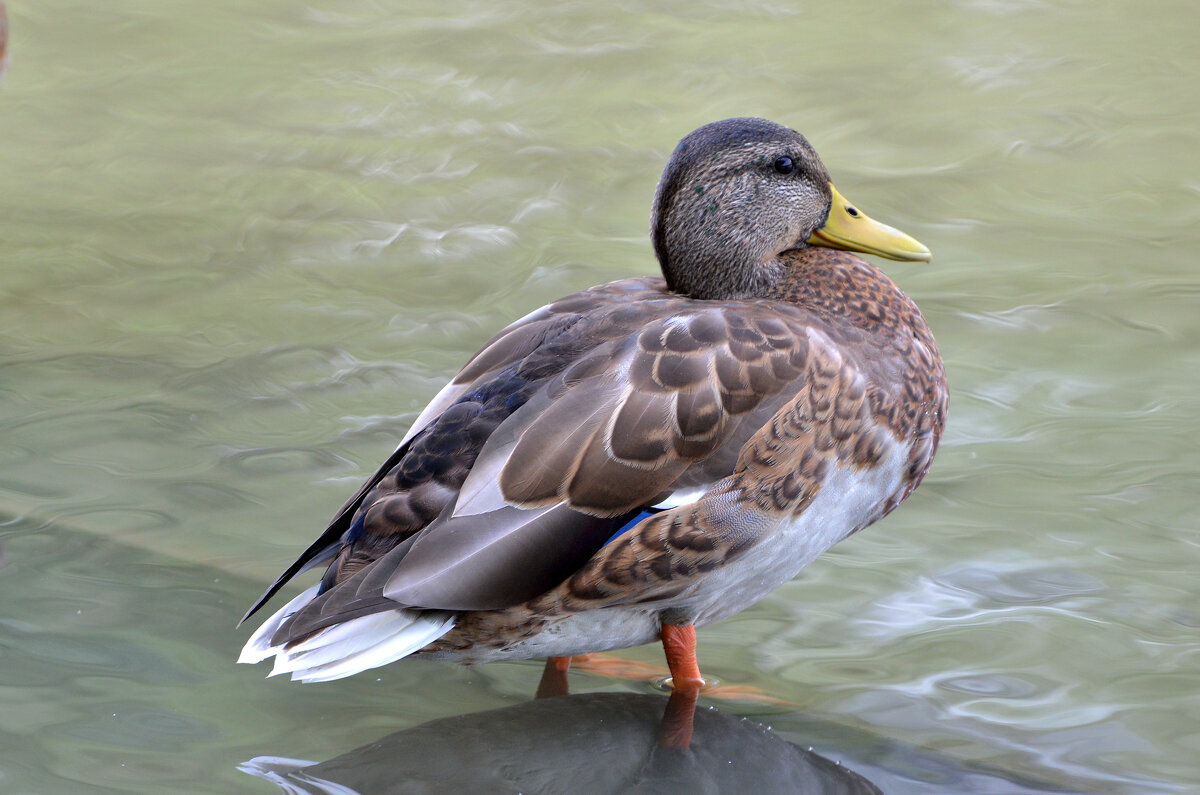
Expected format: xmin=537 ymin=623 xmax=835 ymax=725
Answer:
xmin=660 ymin=623 xmax=705 ymax=692
xmin=535 ymin=655 xmax=573 ymax=699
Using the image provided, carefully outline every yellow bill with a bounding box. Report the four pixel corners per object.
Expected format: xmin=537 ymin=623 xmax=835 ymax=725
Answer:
xmin=807 ymin=183 xmax=931 ymax=262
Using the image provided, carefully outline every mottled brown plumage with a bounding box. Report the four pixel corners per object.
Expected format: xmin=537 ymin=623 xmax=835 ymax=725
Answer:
xmin=240 ymin=118 xmax=946 ymax=687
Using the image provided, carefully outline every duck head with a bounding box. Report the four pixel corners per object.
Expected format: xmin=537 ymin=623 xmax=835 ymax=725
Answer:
xmin=651 ymin=117 xmax=931 ymax=300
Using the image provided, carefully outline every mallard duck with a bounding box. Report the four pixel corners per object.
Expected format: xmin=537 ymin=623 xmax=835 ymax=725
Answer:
xmin=239 ymin=118 xmax=947 ymax=694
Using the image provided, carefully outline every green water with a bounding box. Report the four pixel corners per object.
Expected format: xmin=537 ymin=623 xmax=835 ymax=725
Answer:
xmin=2 ymin=1 xmax=1198 ymax=791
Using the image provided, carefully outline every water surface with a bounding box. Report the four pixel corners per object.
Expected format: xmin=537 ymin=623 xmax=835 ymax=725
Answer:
xmin=2 ymin=1 xmax=1199 ymax=791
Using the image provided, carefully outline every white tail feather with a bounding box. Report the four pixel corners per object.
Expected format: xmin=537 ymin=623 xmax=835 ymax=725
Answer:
xmin=238 ymin=586 xmax=456 ymax=683
xmin=238 ymin=585 xmax=321 ymax=664
xmin=272 ymin=610 xmax=415 ymax=670
xmin=277 ymin=611 xmax=456 ymax=683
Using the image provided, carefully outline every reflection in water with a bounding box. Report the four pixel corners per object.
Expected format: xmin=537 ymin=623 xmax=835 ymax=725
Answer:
xmin=241 ymin=693 xmax=881 ymax=794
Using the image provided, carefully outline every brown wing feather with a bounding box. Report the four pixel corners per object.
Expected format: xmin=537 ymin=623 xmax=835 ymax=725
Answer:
xmin=496 ymin=306 xmax=810 ymax=517
xmin=258 ymin=277 xmax=828 ymax=638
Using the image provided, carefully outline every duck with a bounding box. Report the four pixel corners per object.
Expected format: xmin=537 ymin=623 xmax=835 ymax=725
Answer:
xmin=239 ymin=117 xmax=947 ymax=696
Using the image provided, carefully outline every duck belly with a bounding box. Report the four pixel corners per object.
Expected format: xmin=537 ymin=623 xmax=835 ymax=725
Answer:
xmin=682 ymin=439 xmax=912 ymax=627
xmin=424 ymin=608 xmax=665 ymax=664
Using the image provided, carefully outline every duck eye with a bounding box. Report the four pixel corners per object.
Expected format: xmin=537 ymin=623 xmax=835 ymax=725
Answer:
xmin=773 ymin=156 xmax=795 ymax=175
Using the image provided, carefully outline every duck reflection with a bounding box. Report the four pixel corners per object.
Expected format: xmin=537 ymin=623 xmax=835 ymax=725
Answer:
xmin=241 ymin=692 xmax=880 ymax=794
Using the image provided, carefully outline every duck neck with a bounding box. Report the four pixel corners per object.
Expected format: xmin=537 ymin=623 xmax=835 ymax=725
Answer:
xmin=657 ymin=247 xmax=785 ymax=301
xmin=651 ymin=207 xmax=789 ymax=301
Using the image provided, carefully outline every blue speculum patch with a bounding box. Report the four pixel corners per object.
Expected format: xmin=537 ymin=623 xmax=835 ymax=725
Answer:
xmin=603 ymin=508 xmax=662 ymax=546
